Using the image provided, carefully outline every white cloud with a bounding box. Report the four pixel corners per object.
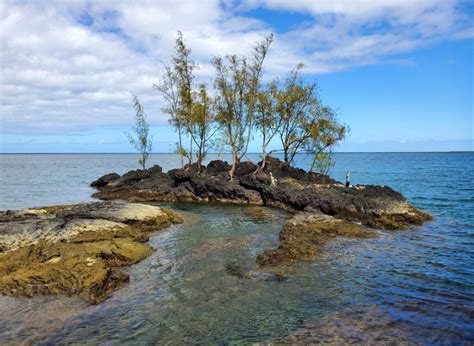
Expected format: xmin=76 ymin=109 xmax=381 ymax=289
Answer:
xmin=0 ymin=0 xmax=472 ymax=136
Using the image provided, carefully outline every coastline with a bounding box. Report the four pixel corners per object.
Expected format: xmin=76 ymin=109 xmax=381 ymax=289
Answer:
xmin=0 ymin=156 xmax=432 ymax=303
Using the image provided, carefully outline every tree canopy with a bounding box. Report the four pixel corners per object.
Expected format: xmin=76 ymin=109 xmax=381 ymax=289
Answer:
xmin=134 ymin=31 xmax=347 ymax=176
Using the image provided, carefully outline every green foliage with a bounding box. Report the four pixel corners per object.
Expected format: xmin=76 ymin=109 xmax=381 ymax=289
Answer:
xmin=213 ymin=34 xmax=273 ymax=178
xmin=174 ymin=142 xmax=188 ymax=157
xmin=150 ymin=31 xmax=347 ymax=177
xmin=272 ymin=65 xmax=346 ymax=166
xmin=154 ymin=64 xmax=185 ymax=167
xmin=189 ymin=83 xmax=219 ymax=170
xmin=128 ymin=95 xmax=152 ymax=170
xmin=310 ymin=151 xmax=335 ymax=178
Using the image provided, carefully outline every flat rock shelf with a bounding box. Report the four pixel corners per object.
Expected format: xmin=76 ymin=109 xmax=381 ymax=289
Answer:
xmin=0 ymin=201 xmax=182 ymax=303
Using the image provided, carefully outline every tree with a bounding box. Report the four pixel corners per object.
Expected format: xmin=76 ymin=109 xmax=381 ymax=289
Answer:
xmin=172 ymin=31 xmax=198 ymax=165
xmin=307 ymin=106 xmax=347 ymax=177
xmin=273 ymin=64 xmax=314 ymax=166
xmin=272 ymin=64 xmax=346 ymax=167
xmin=154 ymin=64 xmax=187 ymax=168
xmin=213 ymin=34 xmax=273 ymax=180
xmin=254 ymin=80 xmax=280 ymax=173
xmin=128 ymin=95 xmax=152 ymax=170
xmin=310 ymin=150 xmax=335 ymax=178
xmin=188 ymin=83 xmax=219 ymax=171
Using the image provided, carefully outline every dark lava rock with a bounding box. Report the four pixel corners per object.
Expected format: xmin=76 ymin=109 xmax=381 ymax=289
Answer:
xmin=262 ymin=156 xmax=338 ymax=184
xmin=148 ymin=165 xmax=163 ymax=175
xmin=90 ymin=173 xmax=120 ymax=188
xmin=92 ymin=157 xmax=431 ymax=229
xmin=234 ymin=161 xmax=258 ymax=176
xmin=206 ymin=160 xmax=231 ymax=174
xmin=173 ymin=170 xmax=263 ymax=204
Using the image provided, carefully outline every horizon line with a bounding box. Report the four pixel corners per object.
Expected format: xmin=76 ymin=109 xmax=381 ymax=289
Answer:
xmin=0 ymin=151 xmax=472 ymax=155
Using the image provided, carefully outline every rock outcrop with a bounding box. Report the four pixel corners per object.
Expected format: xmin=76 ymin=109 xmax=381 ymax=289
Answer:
xmin=256 ymin=212 xmax=377 ymax=267
xmin=91 ymin=157 xmax=432 ymax=268
xmin=0 ymin=201 xmax=182 ymax=303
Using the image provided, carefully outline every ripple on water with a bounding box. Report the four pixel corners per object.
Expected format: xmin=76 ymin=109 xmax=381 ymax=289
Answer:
xmin=1 ymin=153 xmax=474 ymax=343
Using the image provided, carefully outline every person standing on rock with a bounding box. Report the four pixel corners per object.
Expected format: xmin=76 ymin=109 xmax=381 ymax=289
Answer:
xmin=345 ymin=171 xmax=351 ymax=188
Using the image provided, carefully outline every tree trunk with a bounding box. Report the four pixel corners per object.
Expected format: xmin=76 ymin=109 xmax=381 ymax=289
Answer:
xmin=283 ymin=146 xmax=289 ymax=166
xmin=229 ymin=147 xmax=238 ymax=181
xmin=254 ymin=148 xmax=267 ymax=174
xmin=189 ymin=137 xmax=193 ymax=165
xmin=178 ymin=128 xmax=184 ymax=169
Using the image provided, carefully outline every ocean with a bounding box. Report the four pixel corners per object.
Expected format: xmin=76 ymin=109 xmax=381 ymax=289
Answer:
xmin=0 ymin=152 xmax=473 ymax=343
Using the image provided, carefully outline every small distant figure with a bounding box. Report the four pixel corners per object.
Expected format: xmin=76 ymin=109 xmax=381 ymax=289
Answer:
xmin=345 ymin=171 xmax=351 ymax=188
xmin=270 ymin=172 xmax=277 ymax=187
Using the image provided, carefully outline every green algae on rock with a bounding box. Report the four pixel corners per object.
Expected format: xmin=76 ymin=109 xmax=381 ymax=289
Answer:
xmin=0 ymin=201 xmax=183 ymax=304
xmin=257 ymin=212 xmax=378 ymax=267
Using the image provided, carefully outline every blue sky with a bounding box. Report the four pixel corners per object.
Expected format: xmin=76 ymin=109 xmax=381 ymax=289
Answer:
xmin=1 ymin=0 xmax=473 ymax=153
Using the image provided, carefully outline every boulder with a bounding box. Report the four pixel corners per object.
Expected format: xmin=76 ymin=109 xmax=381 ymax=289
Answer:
xmin=234 ymin=161 xmax=257 ymax=176
xmin=90 ymin=173 xmax=120 ymax=188
xmin=206 ymin=160 xmax=231 ymax=174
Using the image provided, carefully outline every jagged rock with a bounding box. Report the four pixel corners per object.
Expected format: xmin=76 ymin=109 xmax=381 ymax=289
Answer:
xmin=206 ymin=160 xmax=231 ymax=174
xmin=91 ymin=158 xmax=431 ymax=229
xmin=90 ymin=173 xmax=120 ymax=188
xmin=262 ymin=156 xmax=338 ymax=184
xmin=172 ymin=170 xmax=263 ymax=204
xmin=0 ymin=201 xmax=183 ymax=303
xmin=234 ymin=161 xmax=257 ymax=176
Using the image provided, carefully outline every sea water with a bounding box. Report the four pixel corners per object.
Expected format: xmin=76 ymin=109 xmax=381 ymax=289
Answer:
xmin=0 ymin=152 xmax=473 ymax=343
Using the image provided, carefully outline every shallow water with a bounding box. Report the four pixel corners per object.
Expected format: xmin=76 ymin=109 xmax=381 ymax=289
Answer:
xmin=0 ymin=152 xmax=473 ymax=343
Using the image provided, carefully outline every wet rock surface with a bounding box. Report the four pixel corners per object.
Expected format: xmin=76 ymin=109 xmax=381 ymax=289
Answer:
xmin=91 ymin=156 xmax=431 ymax=267
xmin=0 ymin=201 xmax=183 ymax=303
xmin=257 ymin=212 xmax=377 ymax=267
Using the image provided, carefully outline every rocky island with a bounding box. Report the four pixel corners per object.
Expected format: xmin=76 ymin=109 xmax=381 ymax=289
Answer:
xmin=92 ymin=157 xmax=432 ymax=267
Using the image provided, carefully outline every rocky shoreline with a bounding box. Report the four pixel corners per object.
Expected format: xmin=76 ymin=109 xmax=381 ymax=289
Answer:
xmin=92 ymin=157 xmax=432 ymax=266
xmin=0 ymin=157 xmax=431 ymax=303
xmin=0 ymin=202 xmax=182 ymax=303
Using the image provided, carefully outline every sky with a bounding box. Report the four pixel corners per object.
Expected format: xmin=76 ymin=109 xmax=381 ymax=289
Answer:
xmin=0 ymin=0 xmax=473 ymax=153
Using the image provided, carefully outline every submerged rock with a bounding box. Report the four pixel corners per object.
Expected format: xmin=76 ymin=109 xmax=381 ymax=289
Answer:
xmin=268 ymin=306 xmax=412 ymax=344
xmin=0 ymin=201 xmax=183 ymax=303
xmin=257 ymin=212 xmax=377 ymax=267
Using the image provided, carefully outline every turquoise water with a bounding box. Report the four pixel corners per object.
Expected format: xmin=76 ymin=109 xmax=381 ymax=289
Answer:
xmin=0 ymin=153 xmax=473 ymax=343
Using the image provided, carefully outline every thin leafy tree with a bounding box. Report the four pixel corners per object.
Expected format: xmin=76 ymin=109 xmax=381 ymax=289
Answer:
xmin=154 ymin=64 xmax=187 ymax=168
xmin=128 ymin=95 xmax=152 ymax=170
xmin=254 ymin=80 xmax=280 ymax=173
xmin=173 ymin=31 xmax=198 ymax=165
xmin=307 ymin=107 xmax=347 ymax=176
xmin=274 ymin=64 xmax=314 ymax=166
xmin=189 ymin=83 xmax=220 ymax=171
xmin=213 ymin=34 xmax=273 ymax=180
xmin=274 ymin=64 xmax=346 ymax=167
